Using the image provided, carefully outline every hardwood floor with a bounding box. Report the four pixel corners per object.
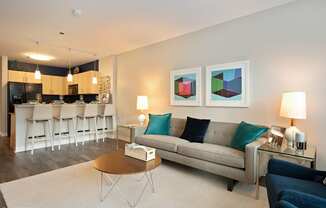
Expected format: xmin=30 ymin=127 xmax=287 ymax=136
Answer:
xmin=0 ymin=136 xmax=122 ymax=208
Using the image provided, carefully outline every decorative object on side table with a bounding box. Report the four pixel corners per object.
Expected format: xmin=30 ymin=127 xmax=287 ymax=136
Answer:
xmin=295 ymin=131 xmax=307 ymax=151
xmin=136 ymin=96 xmax=148 ymax=126
xmin=269 ymin=125 xmax=286 ymax=147
xmin=205 ymin=60 xmax=250 ymax=107
xmin=280 ymin=91 xmax=307 ymax=149
xmin=170 ymin=67 xmax=202 ymax=106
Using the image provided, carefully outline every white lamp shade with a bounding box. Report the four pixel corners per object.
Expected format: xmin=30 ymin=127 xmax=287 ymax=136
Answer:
xmin=280 ymin=91 xmax=306 ymax=119
xmin=67 ymin=73 xmax=73 ymax=82
xmin=34 ymin=69 xmax=41 ymax=80
xmin=137 ymin=96 xmax=148 ymax=110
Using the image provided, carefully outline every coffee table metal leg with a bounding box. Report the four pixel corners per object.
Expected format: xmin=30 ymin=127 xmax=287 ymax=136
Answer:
xmin=100 ymin=173 xmax=121 ymax=201
xmin=99 ymin=171 xmax=156 ymax=208
xmin=146 ymin=171 xmax=155 ymax=193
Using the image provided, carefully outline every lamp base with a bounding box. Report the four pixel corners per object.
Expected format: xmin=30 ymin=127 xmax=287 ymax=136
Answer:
xmin=137 ymin=114 xmax=146 ymax=126
xmin=285 ymin=126 xmax=299 ymax=149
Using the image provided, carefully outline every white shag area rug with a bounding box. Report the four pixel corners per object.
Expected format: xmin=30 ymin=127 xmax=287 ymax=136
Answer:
xmin=0 ymin=161 xmax=268 ymax=208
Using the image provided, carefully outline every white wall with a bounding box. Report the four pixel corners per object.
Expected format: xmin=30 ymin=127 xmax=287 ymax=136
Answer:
xmin=115 ymin=0 xmax=326 ymax=169
xmin=0 ymin=56 xmax=8 ymax=136
xmin=99 ymin=55 xmax=117 ymax=112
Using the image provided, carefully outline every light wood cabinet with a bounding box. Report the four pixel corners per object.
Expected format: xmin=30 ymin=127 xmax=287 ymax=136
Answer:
xmin=41 ymin=75 xmax=67 ymax=95
xmin=84 ymin=71 xmax=99 ymax=94
xmin=73 ymin=71 xmax=98 ymax=94
xmin=8 ymin=69 xmax=98 ymax=95
xmin=8 ymin=70 xmax=41 ymax=84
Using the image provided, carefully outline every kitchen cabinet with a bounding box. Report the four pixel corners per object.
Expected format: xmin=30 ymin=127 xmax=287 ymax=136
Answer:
xmin=8 ymin=70 xmax=41 ymax=84
xmin=9 ymin=69 xmax=98 ymax=95
xmin=73 ymin=71 xmax=98 ymax=94
xmin=41 ymin=75 xmax=67 ymax=95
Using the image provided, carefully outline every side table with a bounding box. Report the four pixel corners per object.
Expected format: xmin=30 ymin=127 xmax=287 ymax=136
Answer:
xmin=117 ymin=124 xmax=146 ymax=143
xmin=255 ymin=143 xmax=316 ymax=199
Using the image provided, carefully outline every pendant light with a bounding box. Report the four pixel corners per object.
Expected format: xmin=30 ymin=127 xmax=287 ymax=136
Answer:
xmin=34 ymin=64 xmax=41 ymax=80
xmin=92 ymin=55 xmax=97 ymax=85
xmin=67 ymin=48 xmax=73 ymax=82
xmin=34 ymin=41 xmax=41 ymax=80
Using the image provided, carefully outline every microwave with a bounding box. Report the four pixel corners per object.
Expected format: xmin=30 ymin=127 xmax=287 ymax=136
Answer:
xmin=68 ymin=84 xmax=78 ymax=95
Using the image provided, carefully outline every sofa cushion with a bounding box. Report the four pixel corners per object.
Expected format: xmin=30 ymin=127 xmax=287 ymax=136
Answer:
xmin=230 ymin=121 xmax=268 ymax=151
xmin=144 ymin=113 xmax=172 ymax=135
xmin=180 ymin=117 xmax=210 ymax=143
xmin=177 ymin=143 xmax=245 ymax=169
xmin=135 ymin=134 xmax=189 ymax=152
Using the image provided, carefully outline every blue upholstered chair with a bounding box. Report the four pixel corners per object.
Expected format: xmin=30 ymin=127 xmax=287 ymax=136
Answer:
xmin=266 ymin=159 xmax=326 ymax=208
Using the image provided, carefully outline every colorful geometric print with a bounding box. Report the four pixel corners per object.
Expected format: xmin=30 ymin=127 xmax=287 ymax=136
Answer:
xmin=174 ymin=77 xmax=196 ymax=98
xmin=211 ymin=68 xmax=242 ymax=98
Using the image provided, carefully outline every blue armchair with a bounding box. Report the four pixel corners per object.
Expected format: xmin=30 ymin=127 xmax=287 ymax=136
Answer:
xmin=266 ymin=159 xmax=326 ymax=208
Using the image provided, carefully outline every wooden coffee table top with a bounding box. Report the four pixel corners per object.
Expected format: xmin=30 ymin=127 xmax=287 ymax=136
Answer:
xmin=93 ymin=149 xmax=161 ymax=175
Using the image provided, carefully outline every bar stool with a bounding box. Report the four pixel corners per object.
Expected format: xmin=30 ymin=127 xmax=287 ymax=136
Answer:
xmin=77 ymin=104 xmax=98 ymax=145
xmin=97 ymin=104 xmax=116 ymax=142
xmin=53 ymin=104 xmax=78 ymax=150
xmin=26 ymin=104 xmax=53 ymax=154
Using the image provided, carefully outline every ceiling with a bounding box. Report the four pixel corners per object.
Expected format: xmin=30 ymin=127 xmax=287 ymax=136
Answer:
xmin=0 ymin=0 xmax=295 ymax=67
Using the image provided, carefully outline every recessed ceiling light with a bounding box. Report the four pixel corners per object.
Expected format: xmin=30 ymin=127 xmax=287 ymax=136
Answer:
xmin=24 ymin=52 xmax=55 ymax=61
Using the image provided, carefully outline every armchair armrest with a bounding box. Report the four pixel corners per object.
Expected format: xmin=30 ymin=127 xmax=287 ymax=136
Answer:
xmin=268 ymin=159 xmax=325 ymax=181
xmin=275 ymin=200 xmax=299 ymax=208
xmin=245 ymin=137 xmax=267 ymax=183
xmin=278 ymin=190 xmax=326 ymax=208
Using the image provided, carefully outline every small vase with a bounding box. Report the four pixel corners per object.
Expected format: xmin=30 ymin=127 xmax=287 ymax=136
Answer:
xmin=285 ymin=126 xmax=299 ymax=149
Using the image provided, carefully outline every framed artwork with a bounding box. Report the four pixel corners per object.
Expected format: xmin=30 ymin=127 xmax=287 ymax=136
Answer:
xmin=205 ymin=61 xmax=250 ymax=107
xmin=170 ymin=67 xmax=202 ymax=106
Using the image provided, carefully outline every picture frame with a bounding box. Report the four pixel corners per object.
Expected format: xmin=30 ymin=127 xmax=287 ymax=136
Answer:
xmin=170 ymin=67 xmax=202 ymax=106
xmin=205 ymin=60 xmax=250 ymax=107
xmin=269 ymin=125 xmax=286 ymax=147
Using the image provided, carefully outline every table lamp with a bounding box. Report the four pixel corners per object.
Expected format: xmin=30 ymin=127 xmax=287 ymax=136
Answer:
xmin=280 ymin=91 xmax=306 ymax=149
xmin=137 ymin=96 xmax=148 ymax=126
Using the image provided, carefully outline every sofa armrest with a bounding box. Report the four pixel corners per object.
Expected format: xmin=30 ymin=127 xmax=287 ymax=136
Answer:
xmin=278 ymin=190 xmax=326 ymax=208
xmin=132 ymin=126 xmax=147 ymax=143
xmin=245 ymin=137 xmax=268 ymax=183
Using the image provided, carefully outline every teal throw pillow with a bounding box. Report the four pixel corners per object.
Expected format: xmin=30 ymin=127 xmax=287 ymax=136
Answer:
xmin=230 ymin=121 xmax=268 ymax=151
xmin=144 ymin=113 xmax=172 ymax=135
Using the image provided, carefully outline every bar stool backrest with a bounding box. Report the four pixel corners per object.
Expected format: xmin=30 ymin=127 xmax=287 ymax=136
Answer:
xmin=82 ymin=104 xmax=98 ymax=118
xmin=32 ymin=104 xmax=53 ymax=121
xmin=103 ymin=104 xmax=115 ymax=116
xmin=60 ymin=104 xmax=77 ymax=119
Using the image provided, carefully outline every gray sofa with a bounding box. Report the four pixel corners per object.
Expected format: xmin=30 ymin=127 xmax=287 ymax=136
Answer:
xmin=134 ymin=118 xmax=267 ymax=191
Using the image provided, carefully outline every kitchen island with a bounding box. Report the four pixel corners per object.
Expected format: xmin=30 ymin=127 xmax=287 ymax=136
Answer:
xmin=10 ymin=103 xmax=116 ymax=152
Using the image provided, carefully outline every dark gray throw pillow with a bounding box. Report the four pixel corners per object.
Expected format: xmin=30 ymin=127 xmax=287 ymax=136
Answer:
xmin=180 ymin=117 xmax=210 ymax=143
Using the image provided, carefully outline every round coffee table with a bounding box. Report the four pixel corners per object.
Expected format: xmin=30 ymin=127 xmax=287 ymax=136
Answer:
xmin=94 ymin=149 xmax=161 ymax=207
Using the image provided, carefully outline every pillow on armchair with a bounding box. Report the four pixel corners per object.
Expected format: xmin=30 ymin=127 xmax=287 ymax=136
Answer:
xmin=144 ymin=113 xmax=172 ymax=135
xmin=230 ymin=121 xmax=268 ymax=151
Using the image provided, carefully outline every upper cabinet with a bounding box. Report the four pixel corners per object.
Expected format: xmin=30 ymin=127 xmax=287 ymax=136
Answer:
xmin=41 ymin=75 xmax=67 ymax=95
xmin=8 ymin=70 xmax=42 ymax=84
xmin=72 ymin=71 xmax=98 ymax=94
xmin=8 ymin=69 xmax=98 ymax=95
